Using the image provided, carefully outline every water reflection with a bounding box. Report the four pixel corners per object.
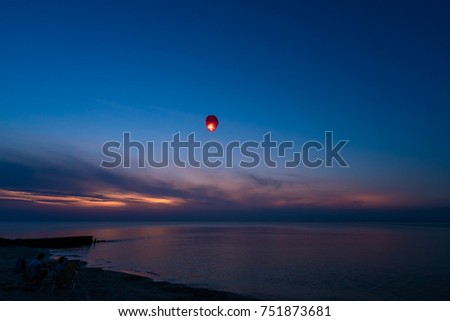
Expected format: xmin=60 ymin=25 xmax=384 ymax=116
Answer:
xmin=2 ymin=222 xmax=450 ymax=299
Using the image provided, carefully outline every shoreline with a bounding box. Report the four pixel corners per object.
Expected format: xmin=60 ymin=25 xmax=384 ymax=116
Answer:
xmin=0 ymin=246 xmax=254 ymax=301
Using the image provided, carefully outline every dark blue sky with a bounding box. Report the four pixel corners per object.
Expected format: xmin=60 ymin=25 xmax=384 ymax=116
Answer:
xmin=1 ymin=1 xmax=449 ymax=220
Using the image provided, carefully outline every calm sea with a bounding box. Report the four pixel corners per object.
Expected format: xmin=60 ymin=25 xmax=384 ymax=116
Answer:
xmin=1 ymin=221 xmax=450 ymax=300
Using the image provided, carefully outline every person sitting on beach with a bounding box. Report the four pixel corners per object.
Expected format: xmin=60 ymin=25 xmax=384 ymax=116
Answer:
xmin=55 ymin=256 xmax=68 ymax=278
xmin=28 ymin=252 xmax=49 ymax=284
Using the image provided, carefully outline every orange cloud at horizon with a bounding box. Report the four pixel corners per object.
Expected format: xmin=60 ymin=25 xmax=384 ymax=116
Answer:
xmin=0 ymin=174 xmax=417 ymax=213
xmin=0 ymin=189 xmax=184 ymax=208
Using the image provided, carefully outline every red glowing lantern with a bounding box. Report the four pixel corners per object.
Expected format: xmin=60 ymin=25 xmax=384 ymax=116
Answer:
xmin=206 ymin=115 xmax=219 ymax=132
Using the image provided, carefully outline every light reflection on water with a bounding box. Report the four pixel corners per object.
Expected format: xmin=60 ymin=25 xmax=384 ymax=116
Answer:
xmin=1 ymin=222 xmax=450 ymax=299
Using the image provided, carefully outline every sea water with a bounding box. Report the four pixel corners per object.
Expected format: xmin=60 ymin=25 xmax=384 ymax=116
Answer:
xmin=1 ymin=221 xmax=449 ymax=300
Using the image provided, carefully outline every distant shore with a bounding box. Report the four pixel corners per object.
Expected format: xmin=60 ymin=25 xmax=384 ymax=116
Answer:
xmin=0 ymin=236 xmax=93 ymax=248
xmin=0 ymin=246 xmax=253 ymax=301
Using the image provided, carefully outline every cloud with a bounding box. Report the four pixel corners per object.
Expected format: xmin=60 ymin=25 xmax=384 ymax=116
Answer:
xmin=247 ymin=174 xmax=282 ymax=189
xmin=0 ymin=148 xmax=417 ymax=220
xmin=0 ymin=152 xmax=186 ymax=199
xmin=0 ymin=151 xmax=250 ymax=212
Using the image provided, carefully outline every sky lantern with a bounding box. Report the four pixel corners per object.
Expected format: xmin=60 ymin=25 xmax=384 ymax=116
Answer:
xmin=206 ymin=115 xmax=219 ymax=132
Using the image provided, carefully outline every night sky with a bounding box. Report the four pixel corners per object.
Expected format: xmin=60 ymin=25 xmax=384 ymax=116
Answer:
xmin=1 ymin=1 xmax=449 ymax=221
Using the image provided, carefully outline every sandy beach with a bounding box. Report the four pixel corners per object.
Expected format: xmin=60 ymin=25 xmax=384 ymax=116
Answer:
xmin=0 ymin=246 xmax=253 ymax=301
